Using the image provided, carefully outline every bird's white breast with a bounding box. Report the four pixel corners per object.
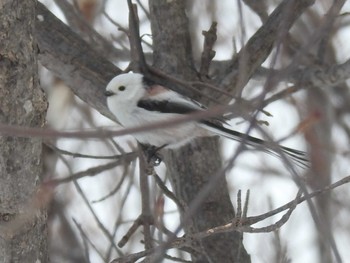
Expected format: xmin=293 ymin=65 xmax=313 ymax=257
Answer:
xmin=108 ymin=99 xmax=206 ymax=147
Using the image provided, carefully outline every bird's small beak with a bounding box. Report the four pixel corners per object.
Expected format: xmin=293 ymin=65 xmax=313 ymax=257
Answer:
xmin=104 ymin=90 xmax=115 ymax=97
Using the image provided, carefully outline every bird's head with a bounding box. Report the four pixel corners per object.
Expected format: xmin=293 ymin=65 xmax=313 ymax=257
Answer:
xmin=104 ymin=73 xmax=146 ymax=104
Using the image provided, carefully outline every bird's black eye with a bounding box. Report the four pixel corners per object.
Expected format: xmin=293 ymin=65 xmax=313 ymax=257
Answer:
xmin=118 ymin=86 xmax=126 ymax=91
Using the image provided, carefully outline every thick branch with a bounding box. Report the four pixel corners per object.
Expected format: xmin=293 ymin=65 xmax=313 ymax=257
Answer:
xmin=219 ymin=0 xmax=315 ymax=101
xmin=35 ymin=2 xmax=121 ymax=120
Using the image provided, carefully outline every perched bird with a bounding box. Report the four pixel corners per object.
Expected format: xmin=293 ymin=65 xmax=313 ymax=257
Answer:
xmin=104 ymin=73 xmax=307 ymax=167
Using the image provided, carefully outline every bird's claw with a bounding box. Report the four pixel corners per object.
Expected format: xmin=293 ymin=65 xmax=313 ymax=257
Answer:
xmin=140 ymin=144 xmax=166 ymax=166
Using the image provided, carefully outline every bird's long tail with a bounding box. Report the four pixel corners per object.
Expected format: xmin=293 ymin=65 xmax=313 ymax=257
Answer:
xmin=201 ymin=121 xmax=309 ymax=168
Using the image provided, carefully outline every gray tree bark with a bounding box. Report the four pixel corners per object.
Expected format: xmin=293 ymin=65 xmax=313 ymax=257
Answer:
xmin=149 ymin=0 xmax=250 ymax=262
xmin=0 ymin=1 xmax=48 ymax=262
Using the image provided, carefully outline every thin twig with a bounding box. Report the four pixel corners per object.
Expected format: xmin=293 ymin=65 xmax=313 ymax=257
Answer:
xmin=118 ymin=215 xmax=144 ymax=248
xmin=127 ymin=0 xmax=147 ymax=72
xmin=138 ymin=147 xmax=155 ymax=250
xmin=136 ymin=0 xmax=150 ymax=19
xmin=110 ymin=172 xmax=350 ymax=262
xmin=106 ymin=162 xmax=137 ymax=260
xmin=46 ymin=142 xmax=131 ymax=160
xmin=200 ymin=22 xmax=217 ymax=78
xmin=72 ymin=218 xmax=104 ymax=262
xmin=152 ymin=172 xmax=185 ymax=211
xmin=50 ymin=157 xmax=134 ymax=185
xmin=53 ymin=0 xmax=126 ymax=60
xmin=91 ymin=167 xmax=129 ymax=203
xmin=247 ymin=175 xmax=350 ymax=225
xmin=0 ymin=102 xmax=239 ymax=139
xmin=57 ymin=155 xmax=123 ymax=255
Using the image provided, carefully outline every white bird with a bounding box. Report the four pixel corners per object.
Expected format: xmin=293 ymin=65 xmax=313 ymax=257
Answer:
xmin=104 ymin=73 xmax=307 ymax=167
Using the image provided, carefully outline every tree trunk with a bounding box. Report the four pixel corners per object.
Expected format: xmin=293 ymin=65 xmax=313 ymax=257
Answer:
xmin=0 ymin=1 xmax=48 ymax=262
xmin=164 ymin=138 xmax=251 ymax=262
xmin=149 ymin=0 xmax=250 ymax=262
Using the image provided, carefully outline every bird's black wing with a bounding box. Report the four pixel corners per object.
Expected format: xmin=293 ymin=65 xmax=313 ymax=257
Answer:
xmin=137 ymin=99 xmax=201 ymax=114
xmin=137 ymin=98 xmax=228 ymax=124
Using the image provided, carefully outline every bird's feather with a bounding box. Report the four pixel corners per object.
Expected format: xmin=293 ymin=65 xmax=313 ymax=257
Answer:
xmin=201 ymin=121 xmax=308 ymax=167
xmin=137 ymin=99 xmax=200 ymax=115
xmin=137 ymin=93 xmax=228 ymax=124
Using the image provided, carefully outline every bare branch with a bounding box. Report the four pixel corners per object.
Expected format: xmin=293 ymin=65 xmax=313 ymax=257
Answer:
xmin=72 ymin=218 xmax=104 ymax=262
xmin=138 ymin=148 xmax=154 ymax=250
xmin=53 ymin=0 xmax=126 ymax=61
xmin=110 ymin=173 xmax=350 ymax=262
xmin=50 ymin=157 xmax=135 ymax=185
xmin=152 ymin=172 xmax=185 ymax=211
xmin=35 ymin=2 xmax=121 ymax=120
xmin=219 ymin=0 xmax=315 ymax=101
xmin=242 ymin=0 xmax=269 ymax=22
xmin=127 ymin=0 xmax=148 ymax=72
xmin=46 ymin=142 xmax=131 ymax=160
xmin=200 ymin=22 xmax=217 ymax=78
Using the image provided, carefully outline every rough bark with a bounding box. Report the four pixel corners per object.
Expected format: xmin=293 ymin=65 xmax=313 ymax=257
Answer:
xmin=149 ymin=0 xmax=250 ymax=262
xmin=164 ymin=137 xmax=250 ymax=262
xmin=35 ymin=2 xmax=121 ymax=121
xmin=0 ymin=1 xmax=48 ymax=262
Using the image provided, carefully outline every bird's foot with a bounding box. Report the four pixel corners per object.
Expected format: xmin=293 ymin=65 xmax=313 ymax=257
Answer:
xmin=140 ymin=144 xmax=167 ymax=166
